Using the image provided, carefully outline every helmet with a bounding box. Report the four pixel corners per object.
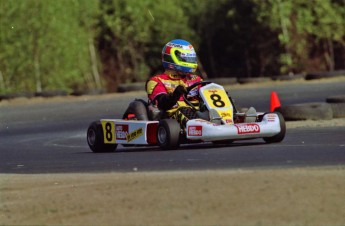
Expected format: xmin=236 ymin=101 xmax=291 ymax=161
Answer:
xmin=162 ymin=39 xmax=198 ymax=73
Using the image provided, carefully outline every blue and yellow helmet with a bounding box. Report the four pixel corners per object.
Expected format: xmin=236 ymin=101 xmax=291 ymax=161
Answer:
xmin=162 ymin=39 xmax=198 ymax=73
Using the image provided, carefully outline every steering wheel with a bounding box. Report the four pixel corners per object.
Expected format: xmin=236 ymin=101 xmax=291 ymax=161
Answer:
xmin=183 ymin=81 xmax=213 ymax=110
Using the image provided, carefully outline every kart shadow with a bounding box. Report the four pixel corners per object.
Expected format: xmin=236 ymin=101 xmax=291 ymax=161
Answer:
xmin=114 ymin=140 xmax=267 ymax=153
xmin=181 ymin=141 xmax=267 ymax=150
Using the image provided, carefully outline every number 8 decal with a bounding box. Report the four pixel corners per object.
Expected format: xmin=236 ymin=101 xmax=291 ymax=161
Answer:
xmin=210 ymin=94 xmax=225 ymax=107
xmin=101 ymin=121 xmax=115 ymax=143
xmin=105 ymin=122 xmax=113 ymax=141
xmin=203 ymin=90 xmax=231 ymax=109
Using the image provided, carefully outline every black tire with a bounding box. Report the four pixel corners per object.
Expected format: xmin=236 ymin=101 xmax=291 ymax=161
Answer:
xmin=329 ymin=103 xmax=345 ymax=118
xmin=326 ymin=95 xmax=345 ymax=103
xmin=237 ymin=77 xmax=271 ymax=84
xmin=305 ymin=70 xmax=345 ymax=80
xmin=271 ymin=74 xmax=305 ymax=81
xmin=157 ymin=119 xmax=181 ymax=150
xmin=263 ymin=112 xmax=286 ymax=143
xmin=0 ymin=92 xmax=34 ymax=101
xmin=117 ymin=82 xmax=145 ymax=92
xmin=35 ymin=90 xmax=68 ymax=97
xmin=122 ymin=99 xmax=149 ymax=120
xmin=276 ymin=102 xmax=333 ymax=121
xmin=87 ymin=121 xmax=117 ymax=153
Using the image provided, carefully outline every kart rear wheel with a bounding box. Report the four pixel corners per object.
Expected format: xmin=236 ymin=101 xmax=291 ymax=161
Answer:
xmin=157 ymin=119 xmax=181 ymax=150
xmin=87 ymin=121 xmax=117 ymax=153
xmin=263 ymin=112 xmax=286 ymax=143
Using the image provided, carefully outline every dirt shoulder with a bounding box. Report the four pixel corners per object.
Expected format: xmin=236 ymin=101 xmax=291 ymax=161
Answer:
xmin=1 ymin=167 xmax=345 ymax=225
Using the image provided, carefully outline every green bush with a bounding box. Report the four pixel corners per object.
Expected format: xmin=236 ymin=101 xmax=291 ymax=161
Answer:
xmin=0 ymin=0 xmax=98 ymax=94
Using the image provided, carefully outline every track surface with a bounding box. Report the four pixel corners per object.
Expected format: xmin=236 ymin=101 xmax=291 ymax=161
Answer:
xmin=1 ymin=79 xmax=345 ymax=173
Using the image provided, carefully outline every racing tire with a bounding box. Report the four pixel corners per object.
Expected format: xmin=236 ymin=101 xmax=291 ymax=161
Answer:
xmin=326 ymin=96 xmax=345 ymax=118
xmin=329 ymin=103 xmax=345 ymax=118
xmin=305 ymin=70 xmax=345 ymax=80
xmin=157 ymin=119 xmax=181 ymax=150
xmin=263 ymin=112 xmax=286 ymax=143
xmin=237 ymin=77 xmax=271 ymax=84
xmin=276 ymin=102 xmax=333 ymax=121
xmin=87 ymin=121 xmax=117 ymax=153
xmin=326 ymin=95 xmax=345 ymax=103
xmin=122 ymin=99 xmax=149 ymax=120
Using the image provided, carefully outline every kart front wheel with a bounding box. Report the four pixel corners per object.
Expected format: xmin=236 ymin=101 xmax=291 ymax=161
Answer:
xmin=157 ymin=119 xmax=181 ymax=150
xmin=87 ymin=121 xmax=118 ymax=153
xmin=263 ymin=112 xmax=286 ymax=143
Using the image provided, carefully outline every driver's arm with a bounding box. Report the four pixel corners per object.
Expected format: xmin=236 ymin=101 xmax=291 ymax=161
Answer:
xmin=155 ymin=85 xmax=187 ymax=111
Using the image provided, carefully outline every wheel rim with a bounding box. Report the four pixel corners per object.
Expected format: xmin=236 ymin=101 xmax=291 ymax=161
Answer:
xmin=157 ymin=127 xmax=167 ymax=144
xmin=87 ymin=129 xmax=96 ymax=145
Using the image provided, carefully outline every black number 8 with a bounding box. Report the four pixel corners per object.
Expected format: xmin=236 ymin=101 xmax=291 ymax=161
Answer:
xmin=105 ymin=122 xmax=113 ymax=141
xmin=210 ymin=94 xmax=225 ymax=107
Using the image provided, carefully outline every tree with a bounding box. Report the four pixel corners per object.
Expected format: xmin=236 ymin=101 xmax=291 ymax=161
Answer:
xmin=96 ymin=0 xmax=196 ymax=91
xmin=0 ymin=0 xmax=99 ymax=94
xmin=179 ymin=0 xmax=282 ymax=78
xmin=255 ymin=0 xmax=345 ymax=73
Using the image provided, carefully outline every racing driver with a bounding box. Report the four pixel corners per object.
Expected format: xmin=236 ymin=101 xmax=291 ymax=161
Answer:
xmin=145 ymin=39 xmax=202 ymax=127
xmin=123 ymin=39 xmax=256 ymax=125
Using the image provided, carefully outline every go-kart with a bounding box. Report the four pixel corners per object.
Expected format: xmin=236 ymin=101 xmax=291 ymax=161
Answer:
xmin=87 ymin=81 xmax=286 ymax=152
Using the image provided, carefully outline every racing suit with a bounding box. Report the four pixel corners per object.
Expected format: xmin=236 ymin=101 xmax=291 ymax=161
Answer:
xmin=146 ymin=70 xmax=202 ymax=127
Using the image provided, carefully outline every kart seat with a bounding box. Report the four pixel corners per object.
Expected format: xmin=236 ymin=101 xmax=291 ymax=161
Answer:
xmin=123 ymin=99 xmax=163 ymax=121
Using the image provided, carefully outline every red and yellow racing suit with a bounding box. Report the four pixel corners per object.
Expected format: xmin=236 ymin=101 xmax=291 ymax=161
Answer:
xmin=146 ymin=71 xmax=202 ymax=125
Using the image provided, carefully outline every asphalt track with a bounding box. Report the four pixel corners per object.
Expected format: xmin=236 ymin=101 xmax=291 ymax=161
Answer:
xmin=1 ymin=80 xmax=344 ymax=173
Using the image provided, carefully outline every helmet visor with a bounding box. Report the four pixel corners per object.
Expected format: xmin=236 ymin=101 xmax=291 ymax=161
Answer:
xmin=175 ymin=50 xmax=197 ymax=63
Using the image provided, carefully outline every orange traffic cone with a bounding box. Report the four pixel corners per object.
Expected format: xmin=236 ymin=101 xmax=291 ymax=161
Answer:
xmin=270 ymin=91 xmax=281 ymax=112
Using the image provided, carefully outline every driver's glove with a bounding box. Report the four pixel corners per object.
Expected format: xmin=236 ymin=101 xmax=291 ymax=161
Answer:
xmin=155 ymin=85 xmax=187 ymax=111
xmin=172 ymin=85 xmax=188 ymax=99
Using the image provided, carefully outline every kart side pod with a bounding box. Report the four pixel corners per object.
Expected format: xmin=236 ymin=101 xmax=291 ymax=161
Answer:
xmin=186 ymin=112 xmax=284 ymax=142
xmin=99 ymin=120 xmax=159 ymax=145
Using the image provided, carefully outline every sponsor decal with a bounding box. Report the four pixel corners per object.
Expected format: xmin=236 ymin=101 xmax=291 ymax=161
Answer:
xmin=126 ymin=127 xmax=143 ymax=142
xmin=266 ymin=114 xmax=277 ymax=122
xmin=208 ymin=89 xmax=218 ymax=94
xmin=235 ymin=123 xmax=260 ymax=134
xmin=102 ymin=121 xmax=116 ymax=143
xmin=221 ymin=112 xmax=232 ymax=118
xmin=116 ymin=124 xmax=128 ymax=140
xmin=188 ymin=126 xmax=202 ymax=136
xmin=167 ymin=43 xmax=183 ymax=48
